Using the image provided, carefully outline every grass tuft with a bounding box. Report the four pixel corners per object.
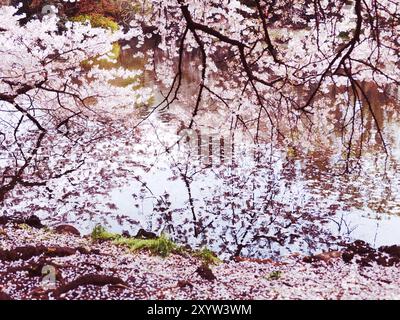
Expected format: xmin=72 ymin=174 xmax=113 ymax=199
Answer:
xmin=193 ymin=248 xmax=222 ymax=265
xmin=114 ymin=234 xmax=180 ymax=258
xmin=90 ymin=225 xmax=180 ymax=257
xmin=91 ymin=224 xmax=119 ymax=241
xmin=90 ymin=226 xmax=221 ymax=261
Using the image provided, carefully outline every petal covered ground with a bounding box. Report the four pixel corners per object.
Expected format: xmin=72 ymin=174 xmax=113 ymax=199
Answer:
xmin=0 ymin=220 xmax=400 ymax=300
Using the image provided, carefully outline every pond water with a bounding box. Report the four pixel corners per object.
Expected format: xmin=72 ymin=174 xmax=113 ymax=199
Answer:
xmin=7 ymin=39 xmax=400 ymax=260
xmin=98 ymin=108 xmax=400 ymax=259
xmin=61 ymin=40 xmax=398 ymax=260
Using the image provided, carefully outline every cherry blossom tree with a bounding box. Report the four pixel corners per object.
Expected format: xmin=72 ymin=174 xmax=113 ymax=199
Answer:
xmin=1 ymin=1 xmax=399 ymax=257
xmin=130 ymin=0 xmax=399 ymax=166
xmin=10 ymin=0 xmax=400 ymax=165
xmin=0 ymin=5 xmax=152 ymax=204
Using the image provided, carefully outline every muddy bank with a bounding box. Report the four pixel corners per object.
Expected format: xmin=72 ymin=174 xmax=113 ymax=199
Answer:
xmin=1 ymin=216 xmax=400 ymax=300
